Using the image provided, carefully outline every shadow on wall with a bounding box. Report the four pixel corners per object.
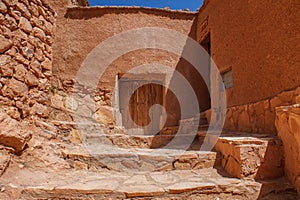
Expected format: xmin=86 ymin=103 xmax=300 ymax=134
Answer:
xmin=165 ymin=18 xmax=211 ymax=127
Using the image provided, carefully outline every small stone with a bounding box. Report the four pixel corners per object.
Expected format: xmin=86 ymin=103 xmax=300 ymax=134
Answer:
xmin=37 ymin=5 xmax=46 ymax=17
xmin=21 ymin=47 xmax=34 ymax=59
xmin=0 ymin=36 xmax=12 ymax=53
xmin=0 ymin=187 xmax=5 ymax=192
xmin=73 ymin=160 xmax=88 ymax=170
xmin=30 ymin=16 xmax=44 ymax=29
xmin=69 ymin=129 xmax=82 ymax=144
xmin=29 ymin=60 xmax=43 ymax=78
xmin=18 ymin=164 xmax=25 ymax=169
xmin=30 ymin=102 xmax=49 ymax=118
xmin=4 ymin=15 xmax=18 ymax=30
xmin=0 ymin=25 xmax=12 ymax=38
xmin=45 ymin=35 xmax=53 ymax=45
xmin=16 ymin=2 xmax=31 ymax=18
xmin=25 ymin=71 xmax=39 ymax=86
xmin=0 ymin=56 xmax=13 ymax=77
xmin=0 ymin=1 xmax=7 ymax=13
xmin=14 ymin=64 xmax=27 ymax=82
xmin=158 ymin=163 xmax=173 ymax=171
xmin=13 ymin=29 xmax=28 ymax=43
xmin=44 ymin=20 xmax=52 ymax=36
xmin=32 ymin=27 xmax=45 ymax=41
xmin=8 ymin=7 xmax=21 ymax=21
xmin=41 ymin=58 xmax=51 ymax=70
xmin=19 ymin=0 xmax=29 ymax=6
xmin=174 ymin=162 xmax=191 ymax=170
xmin=6 ymin=107 xmax=20 ymax=120
xmin=18 ymin=17 xmax=32 ymax=33
xmin=8 ymin=78 xmax=28 ymax=96
xmin=28 ymin=2 xmax=39 ymax=17
xmin=15 ymin=53 xmax=29 ymax=66
xmin=2 ymin=0 xmax=18 ymax=7
xmin=34 ymin=48 xmax=45 ymax=62
xmin=0 ymin=54 xmax=10 ymax=65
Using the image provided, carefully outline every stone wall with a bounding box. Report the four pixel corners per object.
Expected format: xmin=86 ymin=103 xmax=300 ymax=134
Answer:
xmin=275 ymin=105 xmax=300 ymax=194
xmin=206 ymin=86 xmax=300 ymax=134
xmin=0 ymin=0 xmax=55 ymax=121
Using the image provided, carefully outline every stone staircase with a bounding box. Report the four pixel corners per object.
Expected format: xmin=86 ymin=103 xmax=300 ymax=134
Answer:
xmin=0 ymin=114 xmax=298 ymax=199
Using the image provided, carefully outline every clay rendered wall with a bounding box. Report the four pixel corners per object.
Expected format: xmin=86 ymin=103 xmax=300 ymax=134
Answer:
xmin=47 ymin=1 xmax=211 ymax=127
xmin=0 ymin=0 xmax=55 ymax=121
xmin=198 ymin=0 xmax=300 ymax=133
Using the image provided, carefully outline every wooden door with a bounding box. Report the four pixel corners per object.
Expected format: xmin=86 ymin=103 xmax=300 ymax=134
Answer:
xmin=119 ymin=80 xmax=163 ymax=135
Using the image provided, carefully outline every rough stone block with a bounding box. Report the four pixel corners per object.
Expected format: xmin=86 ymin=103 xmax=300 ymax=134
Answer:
xmin=0 ymin=36 xmax=12 ymax=53
xmin=276 ymin=106 xmax=300 ymax=194
xmin=16 ymin=2 xmax=31 ymax=18
xmin=0 ymin=1 xmax=7 ymax=13
xmin=8 ymin=78 xmax=28 ymax=96
xmin=19 ymin=17 xmax=32 ymax=33
xmin=0 ymin=112 xmax=32 ymax=154
xmin=216 ymin=136 xmax=283 ymax=180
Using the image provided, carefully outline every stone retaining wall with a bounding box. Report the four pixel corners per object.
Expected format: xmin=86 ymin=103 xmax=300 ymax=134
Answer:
xmin=0 ymin=0 xmax=55 ymax=121
xmin=275 ymin=105 xmax=300 ymax=194
xmin=206 ymin=86 xmax=300 ymax=134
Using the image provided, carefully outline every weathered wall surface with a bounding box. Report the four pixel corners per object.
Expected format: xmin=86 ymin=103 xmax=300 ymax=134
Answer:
xmin=50 ymin=6 xmax=197 ymax=80
xmin=46 ymin=3 xmax=211 ymax=127
xmin=199 ymin=0 xmax=300 ymax=133
xmin=276 ymin=104 xmax=300 ymax=194
xmin=0 ymin=0 xmax=55 ymax=120
xmin=197 ymin=0 xmax=300 ymax=107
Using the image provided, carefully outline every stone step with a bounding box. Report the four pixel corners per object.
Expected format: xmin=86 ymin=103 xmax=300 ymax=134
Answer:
xmin=205 ymin=132 xmax=284 ymax=180
xmin=62 ymin=145 xmax=221 ymax=172
xmin=85 ymin=133 xmax=204 ymax=150
xmin=1 ymin=166 xmax=297 ymax=200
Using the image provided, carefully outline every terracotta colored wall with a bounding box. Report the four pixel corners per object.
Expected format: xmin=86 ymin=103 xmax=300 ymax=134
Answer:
xmin=47 ymin=2 xmax=211 ymax=127
xmin=197 ymin=0 xmax=300 ymax=107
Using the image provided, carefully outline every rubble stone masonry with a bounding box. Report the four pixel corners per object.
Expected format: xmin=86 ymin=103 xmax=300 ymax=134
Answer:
xmin=206 ymin=86 xmax=300 ymax=134
xmin=0 ymin=0 xmax=55 ymax=121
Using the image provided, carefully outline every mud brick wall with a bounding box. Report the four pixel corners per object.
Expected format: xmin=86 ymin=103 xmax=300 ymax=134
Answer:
xmin=46 ymin=4 xmax=210 ymax=128
xmin=197 ymin=0 xmax=300 ymax=107
xmin=0 ymin=0 xmax=55 ymax=120
xmin=199 ymin=0 xmax=299 ymax=134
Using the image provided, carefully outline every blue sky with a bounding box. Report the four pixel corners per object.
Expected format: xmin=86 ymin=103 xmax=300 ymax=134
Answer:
xmin=88 ymin=0 xmax=204 ymax=11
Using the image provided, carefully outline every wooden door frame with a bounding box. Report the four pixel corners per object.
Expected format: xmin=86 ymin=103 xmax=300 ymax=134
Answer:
xmin=115 ymin=73 xmax=166 ymax=131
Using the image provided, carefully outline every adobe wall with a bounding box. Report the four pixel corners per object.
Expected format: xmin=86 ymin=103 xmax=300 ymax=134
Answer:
xmin=0 ymin=0 xmax=55 ymax=121
xmin=47 ymin=2 xmax=211 ymax=127
xmin=198 ymin=0 xmax=300 ymax=133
